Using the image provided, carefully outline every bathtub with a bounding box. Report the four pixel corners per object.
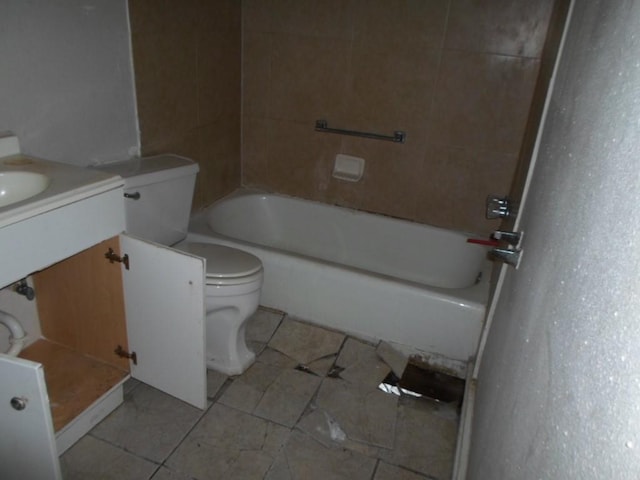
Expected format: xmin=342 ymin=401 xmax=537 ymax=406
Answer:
xmin=187 ymin=190 xmax=491 ymax=375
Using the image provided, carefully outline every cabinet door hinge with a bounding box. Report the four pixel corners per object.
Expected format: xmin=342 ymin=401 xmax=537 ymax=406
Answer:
xmin=115 ymin=345 xmax=137 ymax=365
xmin=105 ymin=248 xmax=130 ymax=270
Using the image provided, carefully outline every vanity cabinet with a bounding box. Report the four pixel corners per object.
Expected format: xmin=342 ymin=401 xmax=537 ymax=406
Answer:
xmin=0 ymin=233 xmax=207 ymax=480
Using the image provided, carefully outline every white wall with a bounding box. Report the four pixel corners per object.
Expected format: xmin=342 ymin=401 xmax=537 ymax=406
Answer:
xmin=468 ymin=1 xmax=640 ymax=478
xmin=0 ymin=1 xmax=138 ymax=165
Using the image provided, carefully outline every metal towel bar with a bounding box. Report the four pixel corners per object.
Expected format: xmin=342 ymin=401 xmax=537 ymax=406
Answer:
xmin=315 ymin=119 xmax=406 ymax=143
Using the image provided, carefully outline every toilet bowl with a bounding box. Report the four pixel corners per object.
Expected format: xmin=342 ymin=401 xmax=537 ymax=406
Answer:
xmin=175 ymin=241 xmax=263 ymax=375
xmin=0 ymin=310 xmax=26 ymax=357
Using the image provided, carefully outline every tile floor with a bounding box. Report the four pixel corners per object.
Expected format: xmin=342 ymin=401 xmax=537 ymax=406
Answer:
xmin=60 ymin=309 xmax=459 ymax=480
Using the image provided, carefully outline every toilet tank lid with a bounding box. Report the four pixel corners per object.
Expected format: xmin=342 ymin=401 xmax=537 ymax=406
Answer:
xmin=93 ymin=154 xmax=199 ymax=188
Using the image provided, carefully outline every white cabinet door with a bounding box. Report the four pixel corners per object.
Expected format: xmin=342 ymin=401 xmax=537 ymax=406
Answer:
xmin=0 ymin=354 xmax=61 ymax=480
xmin=120 ymin=234 xmax=207 ymax=409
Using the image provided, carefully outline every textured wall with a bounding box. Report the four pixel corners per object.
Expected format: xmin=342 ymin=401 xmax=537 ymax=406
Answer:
xmin=242 ymin=0 xmax=555 ymax=234
xmin=0 ymin=1 xmax=138 ymax=166
xmin=129 ymin=0 xmax=241 ymax=211
xmin=468 ymin=1 xmax=640 ymax=477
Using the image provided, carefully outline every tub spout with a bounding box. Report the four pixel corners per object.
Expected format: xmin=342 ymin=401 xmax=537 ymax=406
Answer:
xmin=489 ymin=247 xmax=522 ymax=268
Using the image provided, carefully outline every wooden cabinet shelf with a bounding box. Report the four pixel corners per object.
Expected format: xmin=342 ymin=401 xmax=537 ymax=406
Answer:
xmin=19 ymin=339 xmax=128 ymax=432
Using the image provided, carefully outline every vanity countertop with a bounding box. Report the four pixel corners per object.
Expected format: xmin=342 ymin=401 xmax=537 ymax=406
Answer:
xmin=0 ymin=154 xmax=123 ymax=229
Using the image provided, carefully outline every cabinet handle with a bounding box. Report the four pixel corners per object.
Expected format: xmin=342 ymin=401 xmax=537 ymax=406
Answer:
xmin=124 ymin=192 xmax=141 ymax=200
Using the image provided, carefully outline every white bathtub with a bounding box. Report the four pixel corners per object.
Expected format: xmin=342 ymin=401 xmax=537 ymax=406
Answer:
xmin=187 ymin=190 xmax=491 ymax=374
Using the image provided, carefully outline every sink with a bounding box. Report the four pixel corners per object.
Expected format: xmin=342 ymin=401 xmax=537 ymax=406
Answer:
xmin=0 ymin=171 xmax=50 ymax=207
xmin=0 ymin=133 xmax=126 ymax=288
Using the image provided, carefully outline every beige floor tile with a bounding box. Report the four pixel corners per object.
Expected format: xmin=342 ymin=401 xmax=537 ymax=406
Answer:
xmin=247 ymin=308 xmax=285 ymax=343
xmin=264 ymin=452 xmax=293 ymax=480
xmin=207 ymin=368 xmax=228 ymax=399
xmin=254 ymin=368 xmax=323 ymax=427
xmin=247 ymin=308 xmax=285 ymax=355
xmin=72 ymin=312 xmax=459 ymax=480
xmin=150 ymin=466 xmax=193 ymax=479
xmin=336 ymin=338 xmax=391 ymax=387
xmin=219 ymin=377 xmax=266 ymax=413
xmin=219 ymin=360 xmax=282 ymax=413
xmin=315 ymin=377 xmax=398 ymax=449
xmin=306 ymin=354 xmax=337 ymax=376
xmin=61 ymin=435 xmax=157 ymax=480
xmin=259 ymin=346 xmax=300 ymax=369
xmin=374 ymin=461 xmax=431 ymax=480
xmin=90 ymin=383 xmax=205 ymax=463
xmin=268 ymin=317 xmax=345 ymax=365
xmin=166 ymin=403 xmax=290 ymax=479
xmin=378 ymin=397 xmax=459 ymax=480
xmin=268 ymin=430 xmax=377 ymax=480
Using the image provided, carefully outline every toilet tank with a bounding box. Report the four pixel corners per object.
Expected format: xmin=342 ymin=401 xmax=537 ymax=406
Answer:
xmin=95 ymin=155 xmax=199 ymax=245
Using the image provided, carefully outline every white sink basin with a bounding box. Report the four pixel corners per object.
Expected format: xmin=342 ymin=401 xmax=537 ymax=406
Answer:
xmin=0 ymin=171 xmax=50 ymax=207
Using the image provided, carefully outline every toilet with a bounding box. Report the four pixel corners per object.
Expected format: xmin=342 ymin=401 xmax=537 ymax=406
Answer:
xmin=95 ymin=155 xmax=263 ymax=375
xmin=0 ymin=310 xmax=26 ymax=357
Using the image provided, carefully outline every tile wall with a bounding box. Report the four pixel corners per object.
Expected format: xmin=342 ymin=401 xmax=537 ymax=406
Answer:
xmin=242 ymin=0 xmax=557 ymax=234
xmin=129 ymin=0 xmax=241 ymax=211
xmin=129 ymin=0 xmax=560 ymax=234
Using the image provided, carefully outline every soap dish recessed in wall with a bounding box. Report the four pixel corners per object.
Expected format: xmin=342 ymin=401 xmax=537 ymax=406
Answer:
xmin=333 ymin=154 xmax=365 ymax=182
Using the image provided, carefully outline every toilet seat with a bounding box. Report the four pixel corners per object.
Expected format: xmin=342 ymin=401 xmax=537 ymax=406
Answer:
xmin=175 ymin=242 xmax=263 ymax=286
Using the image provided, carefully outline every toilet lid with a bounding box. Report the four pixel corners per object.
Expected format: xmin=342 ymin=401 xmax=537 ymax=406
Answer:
xmin=177 ymin=242 xmax=262 ymax=278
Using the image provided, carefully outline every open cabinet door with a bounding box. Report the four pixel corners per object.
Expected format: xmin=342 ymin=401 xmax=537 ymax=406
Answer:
xmin=119 ymin=234 xmax=207 ymax=409
xmin=0 ymin=355 xmax=61 ymax=480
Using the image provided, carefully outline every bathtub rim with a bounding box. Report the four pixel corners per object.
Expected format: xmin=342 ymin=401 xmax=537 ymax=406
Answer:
xmin=192 ymin=188 xmax=493 ymax=304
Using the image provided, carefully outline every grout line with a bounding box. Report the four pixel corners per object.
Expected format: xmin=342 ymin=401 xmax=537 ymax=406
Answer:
xmin=370 ymin=458 xmax=381 ymax=480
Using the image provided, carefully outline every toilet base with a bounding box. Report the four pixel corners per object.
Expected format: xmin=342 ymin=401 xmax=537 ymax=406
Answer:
xmin=204 ymin=283 xmax=262 ymax=377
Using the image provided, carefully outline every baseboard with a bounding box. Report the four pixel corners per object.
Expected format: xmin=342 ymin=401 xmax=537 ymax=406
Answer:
xmin=452 ymin=364 xmax=476 ymax=480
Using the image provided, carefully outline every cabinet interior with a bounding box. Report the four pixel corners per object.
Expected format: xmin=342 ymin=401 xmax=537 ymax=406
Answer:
xmin=19 ymin=237 xmax=130 ymax=432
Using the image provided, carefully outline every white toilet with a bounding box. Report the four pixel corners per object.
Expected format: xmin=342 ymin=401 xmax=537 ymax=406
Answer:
xmin=96 ymin=155 xmax=263 ymax=375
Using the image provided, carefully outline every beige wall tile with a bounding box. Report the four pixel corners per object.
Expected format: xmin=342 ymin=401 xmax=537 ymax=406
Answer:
xmin=130 ymin=0 xmax=242 ymax=211
xmin=132 ymin=28 xmax=199 ymax=150
xmin=339 ymin=137 xmax=426 ymax=219
xmin=344 ymin=42 xmax=439 ymax=140
xmin=242 ymin=32 xmax=272 ymax=118
xmin=415 ymin=144 xmax=518 ymax=234
xmin=242 ymin=0 xmax=274 ymax=33
xmin=242 ymin=116 xmax=271 ymax=188
xmin=197 ymin=119 xmax=241 ymax=208
xmin=269 ymin=0 xmax=357 ymax=39
xmin=268 ymin=34 xmax=351 ymax=123
xmin=353 ymin=0 xmax=449 ymax=49
xmin=240 ymin=0 xmax=559 ymax=233
xmin=197 ymin=28 xmax=241 ymax=126
xmin=429 ymin=50 xmax=540 ymax=155
xmin=132 ymin=0 xmax=564 ymax=234
xmin=445 ymin=0 xmax=556 ymax=57
xmin=265 ymin=120 xmax=342 ymax=201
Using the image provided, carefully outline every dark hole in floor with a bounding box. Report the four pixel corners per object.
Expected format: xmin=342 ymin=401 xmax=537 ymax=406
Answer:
xmin=379 ymin=361 xmax=465 ymax=405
